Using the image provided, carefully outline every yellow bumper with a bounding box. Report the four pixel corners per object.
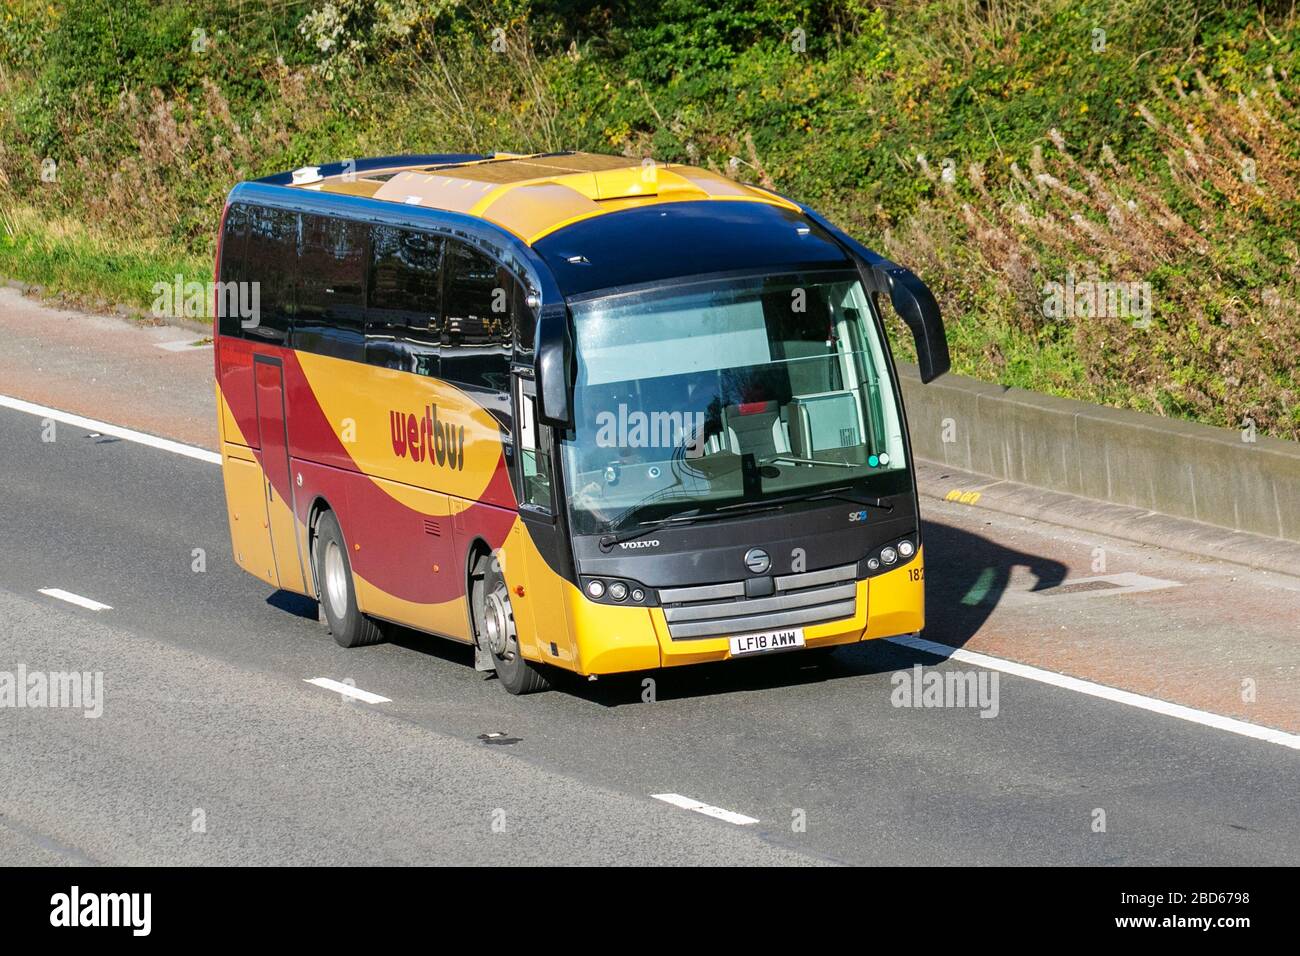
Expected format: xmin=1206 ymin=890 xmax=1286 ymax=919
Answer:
xmin=566 ymin=549 xmax=925 ymax=676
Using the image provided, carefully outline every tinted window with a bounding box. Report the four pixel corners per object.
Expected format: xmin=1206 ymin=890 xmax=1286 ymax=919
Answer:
xmin=366 ymin=225 xmax=443 ymax=377
xmin=241 ymin=205 xmax=297 ymax=344
xmin=293 ymin=214 xmax=367 ymax=362
xmin=441 ymin=241 xmax=515 ymax=391
xmin=217 ymin=204 xmax=251 ymax=338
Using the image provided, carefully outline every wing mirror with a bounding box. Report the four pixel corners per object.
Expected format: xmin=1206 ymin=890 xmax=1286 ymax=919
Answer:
xmin=870 ymin=263 xmax=950 ymax=383
xmin=533 ymin=303 xmax=574 ymax=428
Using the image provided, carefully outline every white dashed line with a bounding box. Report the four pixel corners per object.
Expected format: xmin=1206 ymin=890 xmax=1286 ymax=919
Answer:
xmin=651 ymin=793 xmax=759 ymax=825
xmin=304 ymin=677 xmax=392 ymax=704
xmin=0 ymin=394 xmax=221 ymax=465
xmin=38 ymin=588 xmax=113 ymax=612
xmin=887 ymin=633 xmax=1300 ymax=751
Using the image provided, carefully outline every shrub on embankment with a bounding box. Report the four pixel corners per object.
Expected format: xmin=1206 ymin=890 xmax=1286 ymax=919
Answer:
xmin=0 ymin=0 xmax=1296 ymax=438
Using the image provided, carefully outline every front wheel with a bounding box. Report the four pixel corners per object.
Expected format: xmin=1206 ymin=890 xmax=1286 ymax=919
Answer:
xmin=472 ymin=556 xmax=550 ymax=695
xmin=314 ymin=511 xmax=385 ymax=649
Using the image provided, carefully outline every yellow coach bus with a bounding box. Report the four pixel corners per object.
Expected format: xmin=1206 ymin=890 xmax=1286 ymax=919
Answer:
xmin=214 ymin=151 xmax=949 ymax=694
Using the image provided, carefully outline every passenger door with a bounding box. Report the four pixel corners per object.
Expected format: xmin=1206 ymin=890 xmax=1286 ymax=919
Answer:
xmin=253 ymin=355 xmax=307 ymax=594
xmin=508 ymin=372 xmax=576 ymax=665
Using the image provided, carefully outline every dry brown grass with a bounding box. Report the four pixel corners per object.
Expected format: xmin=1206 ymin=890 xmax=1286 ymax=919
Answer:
xmin=406 ymin=15 xmax=563 ymax=154
xmin=25 ymin=55 xmax=327 ymax=243
xmin=882 ymin=71 xmax=1300 ymax=438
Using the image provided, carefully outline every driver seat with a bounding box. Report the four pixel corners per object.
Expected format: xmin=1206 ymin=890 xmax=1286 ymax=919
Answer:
xmin=722 ymin=400 xmax=786 ymax=459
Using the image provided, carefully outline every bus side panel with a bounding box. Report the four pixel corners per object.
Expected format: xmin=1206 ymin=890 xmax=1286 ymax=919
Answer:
xmin=215 ymin=381 xmax=227 ymax=445
xmin=505 ymin=521 xmax=579 ymax=670
xmin=217 ymin=341 xmax=284 ymax=593
xmin=288 ymin=351 xmax=517 ymax=509
xmin=221 ymin=345 xmax=525 ymax=643
xmin=217 ymin=336 xmax=259 ymax=448
xmin=254 ymin=358 xmax=309 ymax=596
xmin=289 ymin=452 xmax=512 ymax=645
xmin=357 ymin=476 xmax=467 ymax=641
xmin=221 ymin=442 xmax=278 ymax=587
xmin=277 ymin=350 xmax=521 ymax=640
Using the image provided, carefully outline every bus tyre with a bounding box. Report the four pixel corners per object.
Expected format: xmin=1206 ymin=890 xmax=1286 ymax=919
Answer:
xmin=314 ymin=511 xmax=384 ymax=649
xmin=473 ymin=556 xmax=550 ymax=695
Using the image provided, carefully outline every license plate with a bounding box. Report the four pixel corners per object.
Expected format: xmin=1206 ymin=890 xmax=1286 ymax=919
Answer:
xmin=729 ymin=627 xmax=806 ymax=657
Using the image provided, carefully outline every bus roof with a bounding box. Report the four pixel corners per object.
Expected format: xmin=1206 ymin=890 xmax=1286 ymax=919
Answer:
xmin=259 ymin=151 xmax=801 ymax=246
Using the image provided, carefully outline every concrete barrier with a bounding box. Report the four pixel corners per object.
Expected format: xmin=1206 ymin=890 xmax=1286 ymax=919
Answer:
xmin=898 ymin=363 xmax=1300 ymax=544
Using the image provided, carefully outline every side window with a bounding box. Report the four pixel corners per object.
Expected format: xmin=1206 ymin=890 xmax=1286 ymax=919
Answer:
xmin=217 ymin=204 xmax=251 ymax=338
xmin=366 ymin=225 xmax=443 ymax=377
xmin=242 ymin=205 xmax=296 ymax=344
xmin=516 ymin=382 xmax=553 ymax=513
xmin=441 ymin=240 xmax=514 ymax=392
xmin=294 ymin=214 xmax=367 ymax=362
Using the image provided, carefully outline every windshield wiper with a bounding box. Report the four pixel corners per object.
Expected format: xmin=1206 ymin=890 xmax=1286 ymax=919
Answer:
xmin=807 ymin=486 xmax=895 ymax=511
xmin=719 ymin=485 xmax=895 ymax=513
xmin=597 ymin=508 xmax=703 ymax=550
xmin=764 ymin=455 xmax=859 ymax=469
xmin=597 ymin=487 xmax=894 ymax=549
xmin=597 ymin=502 xmax=782 ymax=550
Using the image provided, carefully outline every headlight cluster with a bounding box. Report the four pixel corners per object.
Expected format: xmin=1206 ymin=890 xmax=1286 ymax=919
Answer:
xmin=859 ymin=537 xmax=917 ymax=576
xmin=582 ymin=577 xmax=656 ymax=606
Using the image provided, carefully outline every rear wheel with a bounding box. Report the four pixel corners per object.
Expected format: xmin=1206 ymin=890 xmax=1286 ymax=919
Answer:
xmin=314 ymin=511 xmax=385 ymax=648
xmin=473 ymin=556 xmax=550 ymax=695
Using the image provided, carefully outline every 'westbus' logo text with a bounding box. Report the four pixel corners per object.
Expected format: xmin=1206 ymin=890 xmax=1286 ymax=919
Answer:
xmin=390 ymin=404 xmax=466 ymax=471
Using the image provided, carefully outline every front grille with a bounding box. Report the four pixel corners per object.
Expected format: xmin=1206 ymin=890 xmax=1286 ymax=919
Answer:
xmin=660 ymin=563 xmax=859 ymax=640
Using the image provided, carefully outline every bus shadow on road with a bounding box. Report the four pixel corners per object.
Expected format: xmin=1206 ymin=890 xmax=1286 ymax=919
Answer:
xmin=919 ymin=518 xmax=1068 ymax=649
xmin=266 ymin=590 xmax=320 ymax=621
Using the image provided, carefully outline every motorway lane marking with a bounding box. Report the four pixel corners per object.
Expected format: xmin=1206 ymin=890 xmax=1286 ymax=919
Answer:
xmin=0 ymin=394 xmax=222 ymax=465
xmin=888 ymin=633 xmax=1300 ymax=751
xmin=651 ymin=793 xmax=759 ymax=825
xmin=304 ymin=677 xmax=392 ymax=704
xmin=7 ymin=393 xmax=1296 ymax=752
xmin=37 ymin=588 xmax=112 ymax=612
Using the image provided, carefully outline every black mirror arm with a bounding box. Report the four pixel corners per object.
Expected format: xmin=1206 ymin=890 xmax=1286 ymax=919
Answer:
xmin=797 ymin=206 xmax=951 ymax=383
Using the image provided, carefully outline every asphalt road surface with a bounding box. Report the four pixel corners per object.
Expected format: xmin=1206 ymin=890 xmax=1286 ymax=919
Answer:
xmin=2 ymin=401 xmax=1298 ymax=866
